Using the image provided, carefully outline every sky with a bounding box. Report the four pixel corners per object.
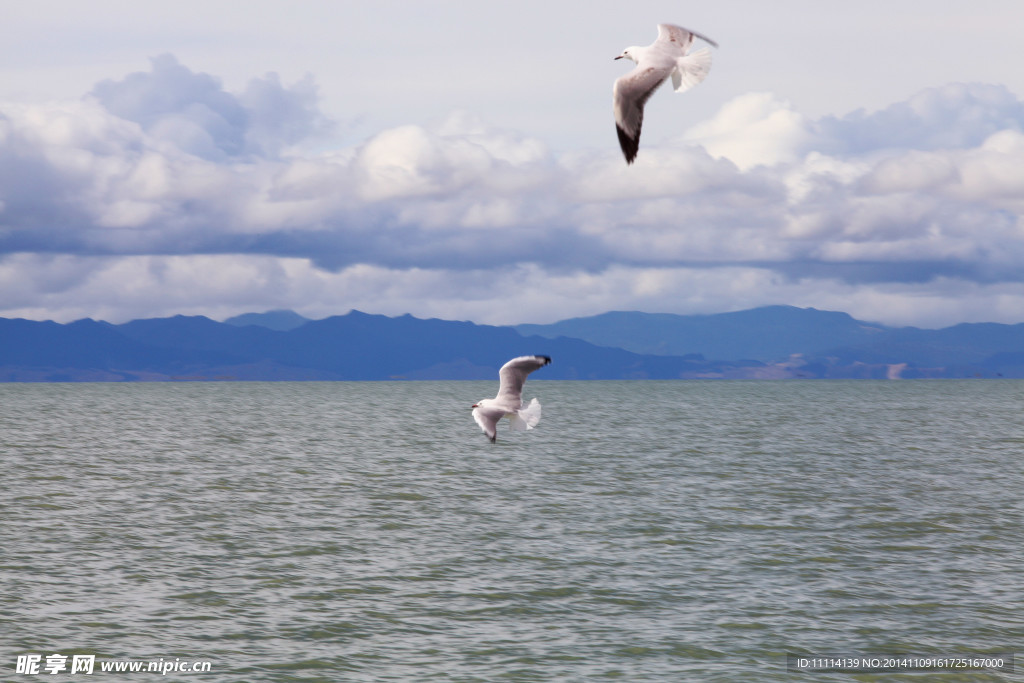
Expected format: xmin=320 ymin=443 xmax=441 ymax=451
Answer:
xmin=2 ymin=0 xmax=1024 ymax=328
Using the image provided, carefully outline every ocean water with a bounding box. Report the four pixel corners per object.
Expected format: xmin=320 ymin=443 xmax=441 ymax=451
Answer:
xmin=1 ymin=380 xmax=1022 ymax=682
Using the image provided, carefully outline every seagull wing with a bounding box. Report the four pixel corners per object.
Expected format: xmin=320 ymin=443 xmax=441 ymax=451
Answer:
xmin=613 ymin=65 xmax=672 ymax=164
xmin=495 ymin=355 xmax=551 ymax=407
xmin=472 ymin=404 xmax=502 ymax=443
xmin=655 ymin=24 xmax=695 ymax=53
xmin=657 ymin=23 xmax=718 ymax=50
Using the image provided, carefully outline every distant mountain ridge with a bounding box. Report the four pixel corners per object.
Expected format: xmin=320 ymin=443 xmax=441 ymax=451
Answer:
xmin=0 ymin=311 xmax=767 ymax=382
xmin=515 ymin=306 xmax=890 ymax=361
xmin=516 ymin=306 xmax=1024 ymax=373
xmin=224 ymin=309 xmax=310 ymax=331
xmin=1 ymin=306 xmax=1023 ymax=381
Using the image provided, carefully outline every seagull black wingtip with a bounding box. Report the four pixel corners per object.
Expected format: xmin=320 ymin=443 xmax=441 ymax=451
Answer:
xmin=616 ymin=125 xmax=639 ymax=164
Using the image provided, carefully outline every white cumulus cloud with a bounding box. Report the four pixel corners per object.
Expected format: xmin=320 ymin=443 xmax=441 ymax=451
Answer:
xmin=3 ymin=56 xmax=1024 ymax=327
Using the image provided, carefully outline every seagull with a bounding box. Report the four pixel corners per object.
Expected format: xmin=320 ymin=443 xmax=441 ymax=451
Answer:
xmin=613 ymin=24 xmax=718 ymax=164
xmin=471 ymin=355 xmax=551 ymax=443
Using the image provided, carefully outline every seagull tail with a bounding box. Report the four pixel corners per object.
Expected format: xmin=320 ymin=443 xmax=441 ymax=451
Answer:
xmin=671 ymin=48 xmax=713 ymax=93
xmin=513 ymin=398 xmax=542 ymax=431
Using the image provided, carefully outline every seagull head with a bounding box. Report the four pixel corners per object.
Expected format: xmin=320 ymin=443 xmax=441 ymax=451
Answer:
xmin=614 ymin=48 xmax=639 ymax=63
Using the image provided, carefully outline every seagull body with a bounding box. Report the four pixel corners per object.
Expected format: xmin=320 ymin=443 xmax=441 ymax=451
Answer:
xmin=613 ymin=24 xmax=718 ymax=164
xmin=472 ymin=355 xmax=551 ymax=443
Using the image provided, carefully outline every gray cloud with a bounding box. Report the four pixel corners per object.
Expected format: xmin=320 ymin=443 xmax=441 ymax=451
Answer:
xmin=238 ymin=72 xmax=332 ymax=156
xmin=90 ymin=54 xmax=330 ymax=160
xmin=818 ymin=83 xmax=1024 ymax=154
xmin=91 ymin=54 xmax=249 ymax=160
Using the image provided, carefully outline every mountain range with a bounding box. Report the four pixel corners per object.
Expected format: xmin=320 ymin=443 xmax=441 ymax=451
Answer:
xmin=2 ymin=306 xmax=1023 ymax=381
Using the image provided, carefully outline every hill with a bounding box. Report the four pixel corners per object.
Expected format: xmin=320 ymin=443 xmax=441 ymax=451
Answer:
xmin=0 ymin=311 xmax=766 ymax=382
xmin=2 ymin=306 xmax=1023 ymax=381
xmin=515 ymin=306 xmax=891 ymax=361
xmin=517 ymin=306 xmax=1024 ymax=378
xmin=223 ymin=309 xmax=310 ymax=331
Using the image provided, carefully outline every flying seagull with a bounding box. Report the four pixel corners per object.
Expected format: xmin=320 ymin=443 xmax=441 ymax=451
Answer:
xmin=471 ymin=355 xmax=551 ymax=443
xmin=613 ymin=23 xmax=718 ymax=164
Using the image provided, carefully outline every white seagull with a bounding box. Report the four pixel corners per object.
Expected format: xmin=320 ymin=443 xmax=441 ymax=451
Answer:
xmin=471 ymin=355 xmax=551 ymax=443
xmin=613 ymin=24 xmax=718 ymax=164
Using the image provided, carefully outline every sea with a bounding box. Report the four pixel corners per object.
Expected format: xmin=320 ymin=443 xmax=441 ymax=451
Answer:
xmin=2 ymin=380 xmax=1022 ymax=682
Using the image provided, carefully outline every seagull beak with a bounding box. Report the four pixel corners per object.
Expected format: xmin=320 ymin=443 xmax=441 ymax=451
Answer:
xmin=614 ymin=55 xmax=623 ymax=60
xmin=471 ymin=403 xmax=478 ymax=408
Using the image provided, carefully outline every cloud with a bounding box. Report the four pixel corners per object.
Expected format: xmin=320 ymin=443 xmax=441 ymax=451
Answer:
xmin=89 ymin=54 xmax=331 ymax=160
xmin=2 ymin=56 xmax=1024 ymax=326
xmin=819 ymin=83 xmax=1024 ymax=154
xmin=683 ymin=92 xmax=815 ymax=170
